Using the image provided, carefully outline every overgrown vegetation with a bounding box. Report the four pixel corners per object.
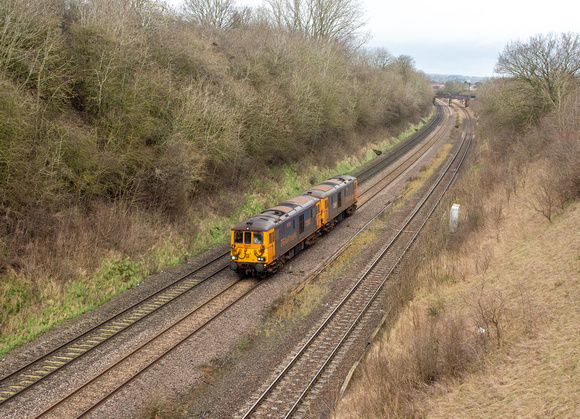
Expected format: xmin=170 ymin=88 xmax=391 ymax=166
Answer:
xmin=335 ymin=32 xmax=580 ymax=418
xmin=0 ymin=0 xmax=434 ymax=353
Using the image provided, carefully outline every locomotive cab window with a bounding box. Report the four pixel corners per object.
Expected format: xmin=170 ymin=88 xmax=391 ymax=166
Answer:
xmin=253 ymin=232 xmax=263 ymax=244
xmin=234 ymin=231 xmax=243 ymax=244
xmin=244 ymin=232 xmax=252 ymax=244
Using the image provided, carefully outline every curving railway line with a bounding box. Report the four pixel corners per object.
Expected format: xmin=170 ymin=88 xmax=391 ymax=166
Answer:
xmin=353 ymin=102 xmax=446 ymax=185
xmin=240 ymin=105 xmax=473 ymax=418
xmin=0 ymin=101 xmax=454 ymax=418
xmin=357 ymin=101 xmax=451 ymax=206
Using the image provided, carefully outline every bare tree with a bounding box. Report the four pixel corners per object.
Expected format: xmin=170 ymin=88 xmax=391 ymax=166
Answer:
xmin=362 ymin=46 xmax=393 ymax=69
xmin=265 ymin=0 xmax=304 ymax=31
xmin=394 ymin=54 xmax=415 ymax=82
xmin=265 ymin=0 xmax=367 ymax=46
xmin=183 ymin=0 xmax=237 ymax=29
xmin=495 ymin=32 xmax=580 ymax=111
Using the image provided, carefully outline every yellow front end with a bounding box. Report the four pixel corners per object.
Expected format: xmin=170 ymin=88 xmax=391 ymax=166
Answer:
xmin=230 ymin=229 xmax=275 ymax=273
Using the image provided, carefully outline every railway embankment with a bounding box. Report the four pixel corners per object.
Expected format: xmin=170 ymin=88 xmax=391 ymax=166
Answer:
xmin=337 ymin=161 xmax=580 ymax=418
xmin=336 ymin=78 xmax=580 ymax=417
xmin=0 ymin=0 xmax=434 ymax=355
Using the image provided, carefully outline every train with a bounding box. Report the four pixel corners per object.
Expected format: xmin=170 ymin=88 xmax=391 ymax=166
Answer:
xmin=230 ymin=175 xmax=358 ymax=277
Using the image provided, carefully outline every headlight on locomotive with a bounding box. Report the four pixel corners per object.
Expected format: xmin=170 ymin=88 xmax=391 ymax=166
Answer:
xmin=231 ymin=255 xmax=238 ymax=260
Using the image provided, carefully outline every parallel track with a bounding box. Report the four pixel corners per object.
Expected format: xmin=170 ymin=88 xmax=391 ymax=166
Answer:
xmin=38 ymin=278 xmax=262 ymax=418
xmin=357 ymin=101 xmax=450 ymax=206
xmin=0 ymin=101 xmax=451 ymax=417
xmin=0 ymin=252 xmax=230 ymax=405
xmin=353 ymin=103 xmax=445 ymax=185
xmin=295 ymin=100 xmax=450 ymax=292
xmin=241 ymin=106 xmax=473 ymax=418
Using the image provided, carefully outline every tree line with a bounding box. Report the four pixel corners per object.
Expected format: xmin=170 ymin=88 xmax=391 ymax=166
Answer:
xmin=479 ymin=32 xmax=580 ymax=217
xmin=183 ymin=0 xmax=368 ymax=47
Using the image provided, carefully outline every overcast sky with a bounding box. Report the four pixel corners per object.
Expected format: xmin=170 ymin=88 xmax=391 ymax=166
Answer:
xmin=171 ymin=0 xmax=579 ymax=77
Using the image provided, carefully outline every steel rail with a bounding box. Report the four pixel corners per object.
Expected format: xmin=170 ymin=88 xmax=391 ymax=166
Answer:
xmin=285 ymin=106 xmax=474 ymax=418
xmin=0 ymin=252 xmax=230 ymax=405
xmin=36 ymin=278 xmax=263 ymax=418
xmin=243 ymin=105 xmax=472 ymax=418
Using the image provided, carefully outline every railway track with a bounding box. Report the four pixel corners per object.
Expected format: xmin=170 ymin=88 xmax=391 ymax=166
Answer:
xmin=353 ymin=102 xmax=445 ymax=185
xmin=357 ymin=101 xmax=451 ymax=206
xmin=240 ymin=106 xmax=473 ymax=418
xmin=304 ymin=100 xmax=452 ymax=293
xmin=37 ymin=278 xmax=262 ymax=418
xmin=0 ymin=251 xmax=230 ymax=406
xmin=0 ymin=101 xmax=452 ymax=417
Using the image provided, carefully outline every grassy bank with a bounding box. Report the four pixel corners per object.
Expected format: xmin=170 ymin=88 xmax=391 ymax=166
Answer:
xmin=335 ymin=79 xmax=580 ymax=416
xmin=336 ymin=159 xmax=580 ymax=418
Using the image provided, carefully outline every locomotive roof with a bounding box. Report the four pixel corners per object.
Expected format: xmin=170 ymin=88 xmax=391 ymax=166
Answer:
xmin=232 ymin=194 xmax=318 ymax=232
xmin=231 ymin=175 xmax=356 ymax=232
xmin=302 ymin=174 xmax=356 ymax=198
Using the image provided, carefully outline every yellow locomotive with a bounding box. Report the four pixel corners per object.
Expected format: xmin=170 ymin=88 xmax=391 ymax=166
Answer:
xmin=230 ymin=175 xmax=357 ymax=277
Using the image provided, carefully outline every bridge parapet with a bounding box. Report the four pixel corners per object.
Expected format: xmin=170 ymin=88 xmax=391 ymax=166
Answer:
xmin=434 ymin=94 xmax=470 ymax=107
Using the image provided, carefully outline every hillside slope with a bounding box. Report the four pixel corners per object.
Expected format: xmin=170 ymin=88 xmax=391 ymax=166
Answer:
xmin=336 ymin=69 xmax=580 ymax=415
xmin=337 ymin=161 xmax=580 ymax=417
xmin=425 ymin=180 xmax=580 ymax=416
xmin=0 ymin=0 xmax=434 ymax=353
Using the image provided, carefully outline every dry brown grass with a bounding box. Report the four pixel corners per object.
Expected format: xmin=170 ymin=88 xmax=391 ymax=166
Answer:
xmin=335 ymin=160 xmax=580 ymax=418
xmin=424 ymin=182 xmax=580 ymax=418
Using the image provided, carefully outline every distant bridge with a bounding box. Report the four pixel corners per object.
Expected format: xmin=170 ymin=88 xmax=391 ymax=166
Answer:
xmin=434 ymin=94 xmax=471 ymax=107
